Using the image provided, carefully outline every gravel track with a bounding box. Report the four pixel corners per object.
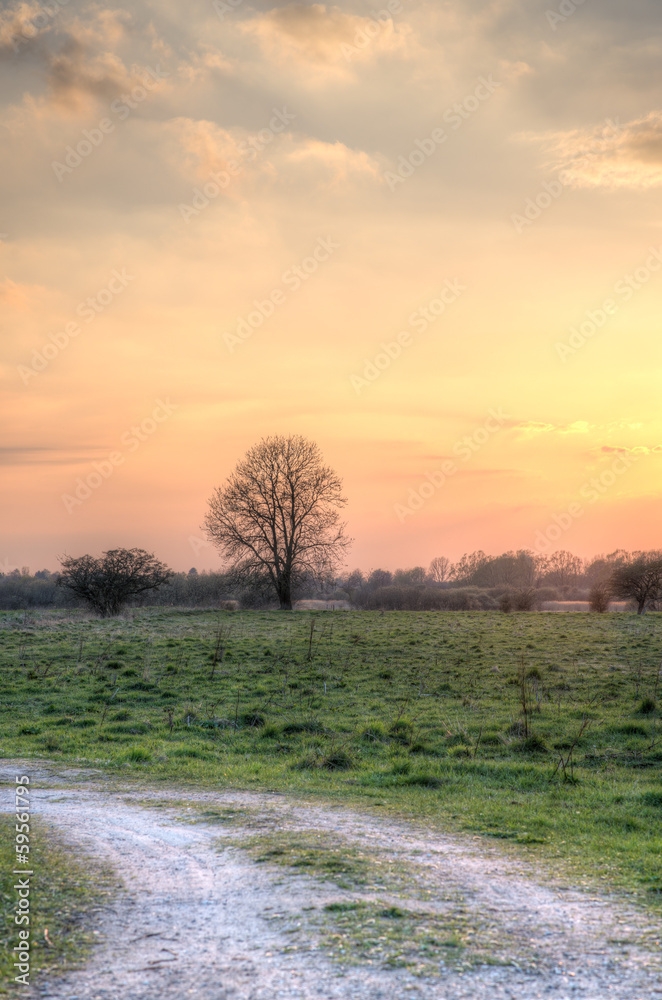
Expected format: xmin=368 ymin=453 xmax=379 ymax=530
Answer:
xmin=1 ymin=762 xmax=661 ymax=1000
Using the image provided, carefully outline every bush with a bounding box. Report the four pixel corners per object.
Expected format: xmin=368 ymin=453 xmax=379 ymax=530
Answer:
xmin=499 ymin=592 xmax=513 ymax=613
xmin=354 ymin=586 xmax=497 ymax=611
xmin=588 ymin=582 xmax=611 ymax=613
xmin=536 ymin=586 xmax=561 ymax=602
xmin=499 ymin=589 xmax=539 ymax=612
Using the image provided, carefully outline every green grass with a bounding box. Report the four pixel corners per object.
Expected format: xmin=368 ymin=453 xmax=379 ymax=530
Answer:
xmin=314 ymin=899 xmax=509 ymax=974
xmin=238 ymin=828 xmax=414 ymax=892
xmin=2 ymin=607 xmax=662 ymax=907
xmin=0 ymin=814 xmax=116 ymax=991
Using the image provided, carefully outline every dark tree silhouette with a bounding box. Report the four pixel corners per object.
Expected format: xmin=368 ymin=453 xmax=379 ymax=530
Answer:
xmin=610 ymin=555 xmax=662 ymax=614
xmin=203 ymin=435 xmax=350 ymax=610
xmin=58 ymin=548 xmax=173 ymax=616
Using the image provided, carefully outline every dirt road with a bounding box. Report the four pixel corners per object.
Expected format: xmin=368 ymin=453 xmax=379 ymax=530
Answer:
xmin=2 ymin=763 xmax=661 ymax=1000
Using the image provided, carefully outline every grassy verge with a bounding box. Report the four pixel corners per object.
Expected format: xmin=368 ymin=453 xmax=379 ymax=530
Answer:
xmin=1 ymin=608 xmax=662 ymax=909
xmin=238 ymin=827 xmax=416 ymax=892
xmin=313 ymin=900 xmax=512 ymax=975
xmin=0 ymin=813 xmax=117 ymax=992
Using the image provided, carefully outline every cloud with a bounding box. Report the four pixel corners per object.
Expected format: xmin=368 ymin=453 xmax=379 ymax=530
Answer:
xmin=282 ymin=137 xmax=382 ymax=188
xmin=0 ymin=278 xmax=46 ymax=309
xmin=601 ymin=444 xmax=662 ymax=456
xmin=0 ymin=445 xmax=102 ymax=466
xmin=238 ymin=3 xmax=412 ymax=82
xmin=1 ymin=5 xmax=166 ymax=118
xmin=513 ymin=420 xmax=592 ymax=437
xmin=524 ymin=112 xmax=662 ymax=189
xmin=164 ymin=116 xmax=382 ymax=194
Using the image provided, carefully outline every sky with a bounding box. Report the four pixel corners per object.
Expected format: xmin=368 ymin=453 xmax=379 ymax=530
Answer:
xmin=2 ymin=0 xmax=662 ymax=575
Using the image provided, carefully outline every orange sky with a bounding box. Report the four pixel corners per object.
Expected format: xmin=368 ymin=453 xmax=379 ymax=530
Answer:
xmin=2 ymin=0 xmax=662 ymax=574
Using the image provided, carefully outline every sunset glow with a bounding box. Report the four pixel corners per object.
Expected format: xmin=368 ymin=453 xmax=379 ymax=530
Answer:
xmin=3 ymin=0 xmax=662 ymax=573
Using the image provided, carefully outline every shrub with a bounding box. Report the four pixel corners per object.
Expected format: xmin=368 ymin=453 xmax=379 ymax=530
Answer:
xmin=588 ymin=582 xmax=611 ymax=613
xmin=58 ymin=548 xmax=173 ymax=617
xmin=499 ymin=592 xmax=513 ymax=613
xmin=515 ymin=589 xmax=538 ymax=611
xmin=353 ymin=585 xmax=497 ymax=611
xmin=499 ymin=589 xmax=539 ymax=612
xmin=536 ymin=586 xmax=560 ymax=602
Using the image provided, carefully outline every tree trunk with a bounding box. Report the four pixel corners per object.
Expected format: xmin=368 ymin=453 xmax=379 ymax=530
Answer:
xmin=277 ymin=575 xmax=293 ymax=610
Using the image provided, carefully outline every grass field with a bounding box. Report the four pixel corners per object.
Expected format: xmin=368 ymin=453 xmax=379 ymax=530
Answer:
xmin=1 ymin=607 xmax=661 ymax=908
xmin=0 ymin=812 xmax=116 ymax=991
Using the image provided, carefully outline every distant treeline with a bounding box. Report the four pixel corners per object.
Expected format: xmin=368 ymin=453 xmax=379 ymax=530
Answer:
xmin=0 ymin=569 xmax=238 ymax=611
xmin=0 ymin=548 xmax=652 ymax=611
xmin=340 ymin=550 xmax=637 ymax=611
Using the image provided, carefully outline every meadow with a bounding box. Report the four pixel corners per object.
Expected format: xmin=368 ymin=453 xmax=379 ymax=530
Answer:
xmin=1 ymin=607 xmax=661 ymax=908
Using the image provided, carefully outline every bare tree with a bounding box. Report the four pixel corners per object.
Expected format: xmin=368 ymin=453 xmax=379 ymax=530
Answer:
xmin=449 ymin=550 xmax=488 ymax=583
xmin=543 ymin=550 xmax=583 ymax=588
xmin=428 ymin=556 xmax=450 ymax=584
xmin=611 ymin=555 xmax=662 ymax=614
xmin=58 ymin=548 xmax=173 ymax=616
xmin=588 ymin=581 xmax=611 ymax=613
xmin=367 ymin=568 xmax=392 ymax=590
xmin=203 ymin=435 xmax=350 ymax=610
xmin=393 ymin=566 xmax=427 ymax=586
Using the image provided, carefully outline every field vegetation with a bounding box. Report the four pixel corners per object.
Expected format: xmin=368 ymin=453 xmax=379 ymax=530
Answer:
xmin=1 ymin=608 xmax=661 ymax=908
